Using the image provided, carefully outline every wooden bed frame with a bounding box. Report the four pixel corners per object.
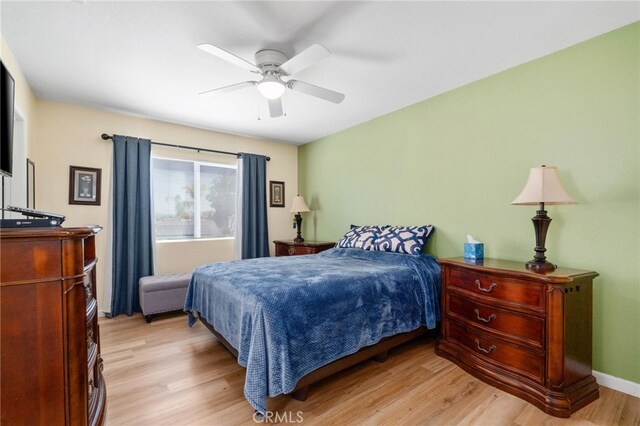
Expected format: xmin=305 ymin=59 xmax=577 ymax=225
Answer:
xmin=199 ymin=316 xmax=436 ymax=401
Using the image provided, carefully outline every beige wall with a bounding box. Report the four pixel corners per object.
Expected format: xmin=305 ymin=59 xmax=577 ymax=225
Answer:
xmin=0 ymin=36 xmax=37 ymax=153
xmin=33 ymin=100 xmax=298 ymax=312
xmin=0 ymin=36 xmax=38 ymax=211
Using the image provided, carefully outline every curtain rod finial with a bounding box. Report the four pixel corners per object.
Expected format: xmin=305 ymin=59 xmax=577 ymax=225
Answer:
xmin=101 ymin=133 xmax=111 ymax=140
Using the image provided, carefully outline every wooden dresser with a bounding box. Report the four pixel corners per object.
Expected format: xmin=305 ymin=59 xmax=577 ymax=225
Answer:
xmin=274 ymin=240 xmax=335 ymax=256
xmin=1 ymin=227 xmax=106 ymax=425
xmin=436 ymin=257 xmax=598 ymax=418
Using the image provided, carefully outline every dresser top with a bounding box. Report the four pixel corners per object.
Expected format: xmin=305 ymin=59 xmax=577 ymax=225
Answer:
xmin=439 ymin=257 xmax=598 ymax=283
xmin=273 ymin=240 xmax=335 ymax=247
xmin=0 ymin=227 xmax=97 ymax=240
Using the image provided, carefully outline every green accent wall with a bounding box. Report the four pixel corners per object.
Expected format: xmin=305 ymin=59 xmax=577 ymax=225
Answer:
xmin=299 ymin=22 xmax=639 ymax=383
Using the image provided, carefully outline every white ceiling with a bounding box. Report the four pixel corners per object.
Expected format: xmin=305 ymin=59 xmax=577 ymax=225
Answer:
xmin=1 ymin=1 xmax=638 ymax=145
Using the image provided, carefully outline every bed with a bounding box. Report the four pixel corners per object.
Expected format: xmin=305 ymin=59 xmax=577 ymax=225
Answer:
xmin=185 ymin=244 xmax=441 ymax=414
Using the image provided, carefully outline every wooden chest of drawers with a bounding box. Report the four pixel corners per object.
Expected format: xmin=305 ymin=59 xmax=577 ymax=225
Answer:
xmin=1 ymin=228 xmax=106 ymax=425
xmin=274 ymin=240 xmax=335 ymax=256
xmin=436 ymin=257 xmax=599 ymax=418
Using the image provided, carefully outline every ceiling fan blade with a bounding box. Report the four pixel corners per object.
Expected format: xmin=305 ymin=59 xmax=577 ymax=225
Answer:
xmin=199 ymin=81 xmax=257 ymax=97
xmin=287 ymin=80 xmax=345 ymax=104
xmin=279 ymin=44 xmax=330 ymax=76
xmin=197 ymin=43 xmax=261 ymax=74
xmin=268 ymin=98 xmax=283 ymax=118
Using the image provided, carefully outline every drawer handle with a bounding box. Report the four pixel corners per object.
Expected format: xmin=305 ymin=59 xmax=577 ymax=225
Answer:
xmin=87 ymin=329 xmax=95 ymax=348
xmin=288 ymin=247 xmax=296 ymax=255
xmin=84 ymin=279 xmax=93 ymax=299
xmin=88 ymin=378 xmax=95 ymax=399
xmin=474 ymin=309 xmax=496 ymax=323
xmin=474 ymin=338 xmax=496 ymax=354
xmin=475 ymin=280 xmax=497 ymax=293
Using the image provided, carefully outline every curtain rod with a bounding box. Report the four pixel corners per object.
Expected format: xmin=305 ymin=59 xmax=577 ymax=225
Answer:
xmin=100 ymin=134 xmax=270 ymax=161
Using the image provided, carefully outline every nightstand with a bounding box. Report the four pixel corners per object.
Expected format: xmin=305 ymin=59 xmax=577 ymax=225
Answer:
xmin=273 ymin=240 xmax=335 ymax=257
xmin=435 ymin=257 xmax=599 ymax=418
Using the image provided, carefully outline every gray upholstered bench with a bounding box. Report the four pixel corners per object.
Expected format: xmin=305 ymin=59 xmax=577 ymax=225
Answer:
xmin=139 ymin=273 xmax=192 ymax=323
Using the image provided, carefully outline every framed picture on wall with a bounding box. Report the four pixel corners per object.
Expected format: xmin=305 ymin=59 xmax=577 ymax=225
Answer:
xmin=269 ymin=180 xmax=285 ymax=208
xmin=69 ymin=166 xmax=102 ymax=205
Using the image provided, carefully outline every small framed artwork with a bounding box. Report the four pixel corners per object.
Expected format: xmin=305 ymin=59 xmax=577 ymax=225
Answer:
xmin=269 ymin=180 xmax=285 ymax=208
xmin=69 ymin=166 xmax=102 ymax=205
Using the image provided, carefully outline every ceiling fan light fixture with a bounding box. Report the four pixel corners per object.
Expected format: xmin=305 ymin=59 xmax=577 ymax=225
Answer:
xmin=257 ymin=74 xmax=286 ymax=99
xmin=198 ymin=43 xmax=345 ymax=109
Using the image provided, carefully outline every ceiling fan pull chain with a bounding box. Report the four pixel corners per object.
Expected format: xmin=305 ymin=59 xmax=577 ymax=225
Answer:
xmin=256 ymin=90 xmax=262 ymax=121
xmin=283 ymin=92 xmax=287 ymax=117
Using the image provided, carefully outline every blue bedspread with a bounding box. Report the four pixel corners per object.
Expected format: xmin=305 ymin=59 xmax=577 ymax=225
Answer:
xmin=185 ymin=247 xmax=440 ymax=414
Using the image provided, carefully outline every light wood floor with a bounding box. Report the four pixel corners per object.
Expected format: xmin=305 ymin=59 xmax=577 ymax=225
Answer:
xmin=99 ymin=313 xmax=639 ymax=425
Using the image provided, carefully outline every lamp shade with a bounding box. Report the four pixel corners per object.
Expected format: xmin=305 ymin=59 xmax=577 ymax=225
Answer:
xmin=289 ymin=195 xmax=310 ymax=213
xmin=512 ymin=166 xmax=576 ymax=205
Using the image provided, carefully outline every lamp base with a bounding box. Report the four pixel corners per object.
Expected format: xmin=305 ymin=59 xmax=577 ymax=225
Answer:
xmin=525 ymin=260 xmax=557 ymax=273
xmin=293 ymin=213 xmax=304 ymax=243
xmin=526 ymin=203 xmax=556 ymax=273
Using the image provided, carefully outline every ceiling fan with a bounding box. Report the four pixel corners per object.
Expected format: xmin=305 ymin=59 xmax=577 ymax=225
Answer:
xmin=197 ymin=43 xmax=345 ymax=118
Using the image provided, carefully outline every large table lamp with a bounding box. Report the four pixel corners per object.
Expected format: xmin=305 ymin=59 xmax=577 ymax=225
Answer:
xmin=512 ymin=165 xmax=576 ymax=273
xmin=290 ymin=195 xmax=310 ymax=243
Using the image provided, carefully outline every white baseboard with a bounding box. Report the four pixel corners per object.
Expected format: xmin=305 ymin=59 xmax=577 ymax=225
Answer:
xmin=593 ymin=370 xmax=640 ymax=398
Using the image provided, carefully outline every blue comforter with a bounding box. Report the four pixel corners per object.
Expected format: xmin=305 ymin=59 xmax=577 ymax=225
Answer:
xmin=185 ymin=247 xmax=440 ymax=414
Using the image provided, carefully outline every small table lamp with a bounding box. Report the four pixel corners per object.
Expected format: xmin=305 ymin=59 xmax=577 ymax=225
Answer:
xmin=512 ymin=165 xmax=576 ymax=272
xmin=290 ymin=195 xmax=310 ymax=243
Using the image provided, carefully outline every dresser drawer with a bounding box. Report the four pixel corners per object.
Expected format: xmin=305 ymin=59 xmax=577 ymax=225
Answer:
xmin=447 ymin=268 xmax=545 ymax=312
xmin=86 ymin=296 xmax=97 ymax=323
xmin=274 ymin=244 xmax=314 ymax=256
xmin=83 ymin=274 xmax=95 ymax=303
xmin=288 ymin=246 xmax=317 ymax=255
xmin=275 ymin=244 xmax=289 ymax=256
xmin=447 ymin=293 xmax=544 ymax=349
xmin=447 ymin=320 xmax=544 ymax=383
xmin=88 ymin=365 xmax=99 ymax=417
xmin=274 ymin=241 xmax=335 ymax=257
xmin=87 ymin=335 xmax=98 ymax=369
xmin=0 ymin=240 xmax=61 ymax=283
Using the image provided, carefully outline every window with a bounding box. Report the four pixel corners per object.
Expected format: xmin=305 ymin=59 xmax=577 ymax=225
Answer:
xmin=152 ymin=157 xmax=236 ymax=240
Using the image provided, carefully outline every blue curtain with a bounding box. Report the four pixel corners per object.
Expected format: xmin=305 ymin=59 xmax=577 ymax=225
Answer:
xmin=111 ymin=135 xmax=154 ymax=316
xmin=240 ymin=153 xmax=269 ymax=259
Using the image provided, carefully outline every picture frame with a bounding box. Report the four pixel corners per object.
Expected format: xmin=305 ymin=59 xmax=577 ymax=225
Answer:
xmin=269 ymin=180 xmax=285 ymax=208
xmin=26 ymin=159 xmax=35 ymax=208
xmin=69 ymin=166 xmax=102 ymax=205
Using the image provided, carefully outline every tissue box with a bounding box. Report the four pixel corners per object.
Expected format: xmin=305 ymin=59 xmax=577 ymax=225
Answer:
xmin=464 ymin=242 xmax=484 ymax=259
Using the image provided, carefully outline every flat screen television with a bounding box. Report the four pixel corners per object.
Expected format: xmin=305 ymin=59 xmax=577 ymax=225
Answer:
xmin=1 ymin=59 xmax=15 ymax=177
